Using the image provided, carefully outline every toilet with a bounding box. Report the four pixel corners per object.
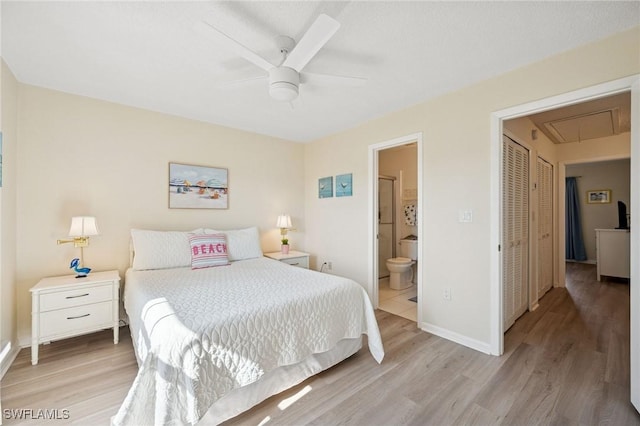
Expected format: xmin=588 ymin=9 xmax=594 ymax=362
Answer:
xmin=386 ymin=237 xmax=417 ymax=290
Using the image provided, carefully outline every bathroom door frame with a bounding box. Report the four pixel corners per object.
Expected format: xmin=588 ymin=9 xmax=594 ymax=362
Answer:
xmin=368 ymin=132 xmax=423 ymax=322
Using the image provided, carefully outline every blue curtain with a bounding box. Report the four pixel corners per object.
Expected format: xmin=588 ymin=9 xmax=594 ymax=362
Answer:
xmin=566 ymin=177 xmax=587 ymax=261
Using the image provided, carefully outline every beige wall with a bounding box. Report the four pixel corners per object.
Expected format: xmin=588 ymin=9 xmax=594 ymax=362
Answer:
xmin=14 ymin=85 xmax=304 ymax=344
xmin=1 ymin=59 xmax=19 ymax=368
xmin=557 ymin=132 xmax=631 ymax=162
xmin=567 ymin=159 xmax=631 ymax=261
xmin=304 ymin=26 xmax=640 ymax=346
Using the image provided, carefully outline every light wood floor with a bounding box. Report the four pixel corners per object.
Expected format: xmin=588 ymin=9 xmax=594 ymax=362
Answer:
xmin=1 ymin=263 xmax=638 ymax=425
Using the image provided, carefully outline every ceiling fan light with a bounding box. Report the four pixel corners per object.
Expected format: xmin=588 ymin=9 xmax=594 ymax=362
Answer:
xmin=270 ymin=82 xmax=299 ymax=101
xmin=268 ymin=67 xmax=300 ymax=101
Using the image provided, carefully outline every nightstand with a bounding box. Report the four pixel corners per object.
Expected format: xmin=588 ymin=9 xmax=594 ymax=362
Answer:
xmin=264 ymin=251 xmax=310 ymax=269
xmin=30 ymin=270 xmax=121 ymax=365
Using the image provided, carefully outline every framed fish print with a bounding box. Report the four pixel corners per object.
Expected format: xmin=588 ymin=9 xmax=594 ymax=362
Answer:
xmin=319 ymin=176 xmax=333 ymax=198
xmin=336 ymin=173 xmax=352 ymax=197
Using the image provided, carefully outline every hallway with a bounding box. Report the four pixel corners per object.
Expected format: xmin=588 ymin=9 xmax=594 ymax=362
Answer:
xmin=497 ymin=262 xmax=634 ymax=423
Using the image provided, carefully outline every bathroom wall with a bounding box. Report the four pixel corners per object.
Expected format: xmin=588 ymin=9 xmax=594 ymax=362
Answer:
xmin=379 ymin=144 xmax=418 ymax=246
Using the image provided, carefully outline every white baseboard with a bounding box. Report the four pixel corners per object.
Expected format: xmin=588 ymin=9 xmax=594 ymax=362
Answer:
xmin=566 ymin=259 xmax=596 ymax=265
xmin=18 ymin=337 xmax=31 ymax=349
xmin=0 ymin=341 xmax=20 ymax=379
xmin=419 ymin=322 xmax=492 ymax=355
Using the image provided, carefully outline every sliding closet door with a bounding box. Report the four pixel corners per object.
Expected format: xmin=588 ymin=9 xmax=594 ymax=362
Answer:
xmin=378 ymin=178 xmax=395 ymax=278
xmin=503 ymin=135 xmax=529 ymax=331
xmin=537 ymin=157 xmax=553 ymax=298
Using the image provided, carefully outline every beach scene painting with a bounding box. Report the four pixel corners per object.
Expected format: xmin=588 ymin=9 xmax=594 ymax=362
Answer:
xmin=169 ymin=162 xmax=228 ymax=209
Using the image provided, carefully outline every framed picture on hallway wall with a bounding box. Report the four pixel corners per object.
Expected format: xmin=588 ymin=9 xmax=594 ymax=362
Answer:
xmin=586 ymin=189 xmax=611 ymax=204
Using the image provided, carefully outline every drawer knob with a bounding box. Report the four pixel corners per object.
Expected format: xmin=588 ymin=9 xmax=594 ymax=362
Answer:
xmin=67 ymin=313 xmax=90 ymax=320
xmin=65 ymin=293 xmax=89 ymax=299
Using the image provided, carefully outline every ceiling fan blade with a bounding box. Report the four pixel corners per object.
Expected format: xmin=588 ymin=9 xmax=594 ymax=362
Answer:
xmin=283 ymin=14 xmax=340 ymax=72
xmin=302 ymin=72 xmax=367 ymax=87
xmin=195 ymin=21 xmax=275 ymax=72
xmin=215 ymin=75 xmax=267 ymax=89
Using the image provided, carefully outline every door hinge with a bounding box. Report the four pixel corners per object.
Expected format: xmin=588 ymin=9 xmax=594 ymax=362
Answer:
xmin=498 ymin=244 xmax=501 ymax=251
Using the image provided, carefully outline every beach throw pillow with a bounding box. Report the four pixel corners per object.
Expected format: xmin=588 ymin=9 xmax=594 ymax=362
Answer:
xmin=189 ymin=233 xmax=229 ymax=269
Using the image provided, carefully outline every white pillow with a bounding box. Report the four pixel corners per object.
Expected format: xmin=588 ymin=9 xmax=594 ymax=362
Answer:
xmin=131 ymin=228 xmax=204 ymax=270
xmin=204 ymin=226 xmax=262 ymax=261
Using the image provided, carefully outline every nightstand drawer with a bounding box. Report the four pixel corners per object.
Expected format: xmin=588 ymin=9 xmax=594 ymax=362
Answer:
xmin=39 ymin=283 xmax=113 ymax=312
xmin=281 ymin=256 xmax=309 ymax=268
xmin=39 ymin=301 xmax=113 ymax=339
xmin=264 ymin=251 xmax=310 ymax=269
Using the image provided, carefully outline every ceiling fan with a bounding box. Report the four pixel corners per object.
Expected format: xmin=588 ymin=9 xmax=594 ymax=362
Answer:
xmin=196 ymin=14 xmax=366 ymax=102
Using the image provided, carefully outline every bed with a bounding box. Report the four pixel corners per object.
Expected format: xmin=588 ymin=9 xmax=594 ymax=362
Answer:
xmin=112 ymin=227 xmax=384 ymax=425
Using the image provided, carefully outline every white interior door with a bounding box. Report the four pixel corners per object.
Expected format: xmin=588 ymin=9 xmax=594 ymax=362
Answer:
xmin=537 ymin=157 xmax=554 ymax=297
xmin=503 ymin=135 xmax=530 ymax=331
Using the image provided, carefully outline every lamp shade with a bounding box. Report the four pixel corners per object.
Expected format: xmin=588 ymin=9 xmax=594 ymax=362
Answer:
xmin=68 ymin=216 xmax=100 ymax=237
xmin=276 ymin=214 xmax=292 ymax=229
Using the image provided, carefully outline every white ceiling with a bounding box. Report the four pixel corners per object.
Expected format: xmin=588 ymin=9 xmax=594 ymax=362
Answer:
xmin=2 ymin=1 xmax=639 ymax=143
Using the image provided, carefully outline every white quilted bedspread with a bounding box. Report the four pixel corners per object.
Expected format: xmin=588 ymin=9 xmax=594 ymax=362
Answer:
xmin=113 ymin=258 xmax=384 ymax=425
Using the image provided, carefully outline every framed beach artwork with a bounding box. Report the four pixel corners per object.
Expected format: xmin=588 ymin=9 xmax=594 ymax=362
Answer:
xmin=319 ymin=176 xmax=333 ymax=198
xmin=169 ymin=162 xmax=228 ymax=209
xmin=586 ymin=189 xmax=611 ymax=204
xmin=336 ymin=173 xmax=352 ymax=197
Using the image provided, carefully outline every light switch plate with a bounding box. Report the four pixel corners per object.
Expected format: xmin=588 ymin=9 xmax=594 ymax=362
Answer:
xmin=458 ymin=209 xmax=473 ymax=223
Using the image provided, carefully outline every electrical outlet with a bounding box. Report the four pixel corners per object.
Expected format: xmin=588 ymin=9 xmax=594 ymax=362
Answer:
xmin=327 ymin=262 xmax=332 ymax=270
xmin=443 ymin=288 xmax=452 ymax=301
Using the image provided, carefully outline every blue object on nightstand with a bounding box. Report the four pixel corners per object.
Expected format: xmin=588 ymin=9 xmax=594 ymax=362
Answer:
xmin=70 ymin=258 xmax=91 ymax=278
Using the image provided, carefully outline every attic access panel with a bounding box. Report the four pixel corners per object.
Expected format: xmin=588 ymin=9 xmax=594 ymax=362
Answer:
xmin=544 ymin=109 xmax=619 ymax=144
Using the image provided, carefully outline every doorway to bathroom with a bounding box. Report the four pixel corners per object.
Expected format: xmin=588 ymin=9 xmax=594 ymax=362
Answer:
xmin=368 ymin=133 xmax=422 ymax=323
xmin=377 ymin=173 xmax=417 ymax=320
